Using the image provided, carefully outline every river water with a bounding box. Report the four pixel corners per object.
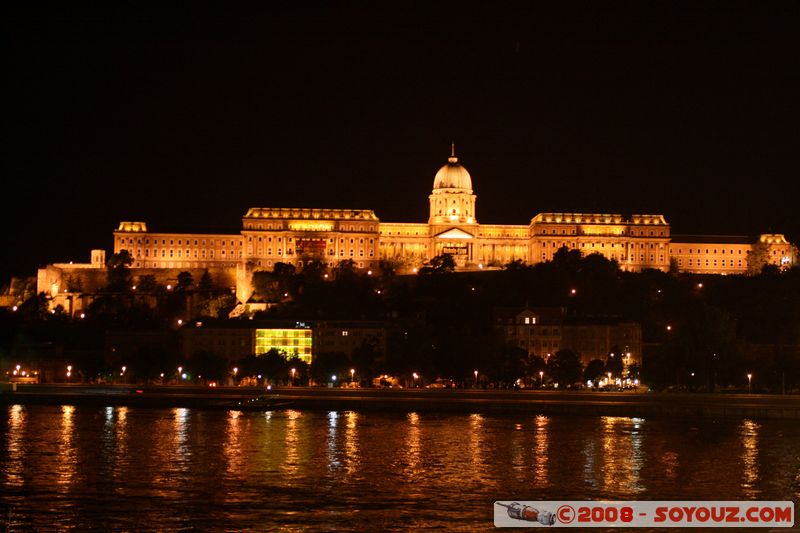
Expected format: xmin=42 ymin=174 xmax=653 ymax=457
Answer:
xmin=1 ymin=405 xmax=798 ymax=531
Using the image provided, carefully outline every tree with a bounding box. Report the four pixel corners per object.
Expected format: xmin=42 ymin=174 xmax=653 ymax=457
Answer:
xmin=332 ymin=259 xmax=358 ymax=280
xmin=351 ymin=338 xmax=382 ymax=377
xmin=551 ymin=247 xmax=582 ymax=273
xmin=504 ymin=259 xmax=529 ymax=271
xmin=176 ymin=271 xmax=194 ymax=292
xmin=285 ymin=356 xmax=309 ymax=385
xmin=668 ymin=258 xmax=680 ymax=275
xmin=198 ymin=270 xmax=213 ymax=294
xmin=485 ymin=342 xmax=529 ymax=385
xmin=547 ymin=349 xmax=583 ymax=387
xmin=583 ymin=359 xmax=606 ymax=382
xmin=419 ymin=254 xmax=456 ymax=275
xmin=187 ymin=350 xmax=228 ymax=382
xmin=237 ymin=348 xmax=289 ymax=383
xmin=310 ymin=351 xmax=350 ymax=384
xmin=137 ymin=274 xmax=158 ymax=292
xmin=430 ymin=254 xmax=455 ymax=273
xmin=300 ymin=260 xmax=327 ymax=282
xmin=604 ymin=349 xmax=624 ymax=376
xmin=746 ymin=241 xmax=770 ymax=276
xmin=106 ymin=250 xmax=133 ymax=293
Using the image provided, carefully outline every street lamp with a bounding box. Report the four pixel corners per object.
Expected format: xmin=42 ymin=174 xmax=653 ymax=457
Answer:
xmin=291 ymin=367 xmax=296 ymax=386
xmin=747 ymin=373 xmax=752 ymax=393
xmin=66 ymin=365 xmax=72 ymax=381
xmin=233 ymin=367 xmax=238 ymax=385
xmin=412 ymin=372 xmax=419 ymax=387
xmin=474 ymin=370 xmax=478 ymax=387
xmin=539 ymin=370 xmax=544 ymax=387
xmin=350 ymin=368 xmax=355 ymax=384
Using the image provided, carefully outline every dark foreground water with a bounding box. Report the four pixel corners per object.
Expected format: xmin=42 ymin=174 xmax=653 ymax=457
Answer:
xmin=1 ymin=405 xmax=799 ymax=531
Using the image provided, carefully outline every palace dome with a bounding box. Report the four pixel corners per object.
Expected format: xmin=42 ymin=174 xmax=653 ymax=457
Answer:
xmin=433 ymin=152 xmax=472 ymax=191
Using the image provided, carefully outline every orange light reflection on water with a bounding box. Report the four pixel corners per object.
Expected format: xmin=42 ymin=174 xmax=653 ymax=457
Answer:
xmin=344 ymin=411 xmax=359 ymax=475
xmin=282 ymin=409 xmax=302 ymax=477
xmin=56 ymin=405 xmax=77 ymax=490
xmin=5 ymin=405 xmax=26 ymax=487
xmin=740 ymin=419 xmax=760 ymax=498
xmin=404 ymin=412 xmax=421 ymax=477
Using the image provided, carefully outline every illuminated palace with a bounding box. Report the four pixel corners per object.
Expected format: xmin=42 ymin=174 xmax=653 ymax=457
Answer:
xmin=39 ymin=148 xmax=795 ymax=306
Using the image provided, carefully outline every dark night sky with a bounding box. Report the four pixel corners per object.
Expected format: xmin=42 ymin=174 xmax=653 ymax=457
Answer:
xmin=2 ymin=2 xmax=799 ymax=281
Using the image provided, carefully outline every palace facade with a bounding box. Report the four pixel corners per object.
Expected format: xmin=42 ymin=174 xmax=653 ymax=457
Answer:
xmin=38 ymin=148 xmax=796 ymax=308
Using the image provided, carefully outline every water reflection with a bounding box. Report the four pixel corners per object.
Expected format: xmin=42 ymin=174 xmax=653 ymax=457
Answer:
xmin=102 ymin=406 xmax=129 ymax=483
xmin=661 ymin=451 xmax=679 ymax=481
xmin=224 ymin=410 xmax=244 ymax=480
xmin=740 ymin=419 xmax=760 ymax=497
xmin=531 ymin=415 xmax=550 ymax=488
xmin=596 ymin=416 xmax=644 ymax=496
xmin=343 ymin=411 xmax=359 ymax=474
xmin=56 ymin=405 xmax=77 ymax=490
xmin=404 ymin=412 xmax=421 ymax=477
xmin=583 ymin=435 xmax=597 ymax=490
xmin=326 ymin=411 xmax=340 ymax=471
xmin=1 ymin=407 xmax=797 ymax=531
xmin=282 ymin=409 xmax=301 ymax=477
xmin=4 ymin=405 xmax=26 ymax=487
xmin=468 ymin=413 xmax=487 ymax=483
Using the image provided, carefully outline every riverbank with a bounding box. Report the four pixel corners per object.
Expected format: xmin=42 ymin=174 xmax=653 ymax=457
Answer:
xmin=3 ymin=383 xmax=800 ymax=420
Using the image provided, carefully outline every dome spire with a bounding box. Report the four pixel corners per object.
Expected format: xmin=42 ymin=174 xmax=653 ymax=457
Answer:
xmin=448 ymin=142 xmax=458 ymax=164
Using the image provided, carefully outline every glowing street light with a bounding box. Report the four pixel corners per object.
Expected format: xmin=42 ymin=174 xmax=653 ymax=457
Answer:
xmin=747 ymin=373 xmax=752 ymax=393
xmin=666 ymin=325 xmax=672 ymax=332
xmin=350 ymin=368 xmax=355 ymax=383
xmin=412 ymin=372 xmax=419 ymax=387
xmin=66 ymin=365 xmax=72 ymax=380
xmin=539 ymin=370 xmax=544 ymax=387
xmin=474 ymin=370 xmax=478 ymax=387
xmin=291 ymin=367 xmax=296 ymax=386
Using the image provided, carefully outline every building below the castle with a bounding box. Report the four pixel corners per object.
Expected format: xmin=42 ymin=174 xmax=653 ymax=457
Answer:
xmin=35 ymin=148 xmax=797 ymax=312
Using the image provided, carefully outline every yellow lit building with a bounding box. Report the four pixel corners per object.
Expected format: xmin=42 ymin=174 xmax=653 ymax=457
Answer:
xmin=38 ymin=148 xmax=796 ymax=307
xmin=179 ymin=320 xmax=385 ymax=365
